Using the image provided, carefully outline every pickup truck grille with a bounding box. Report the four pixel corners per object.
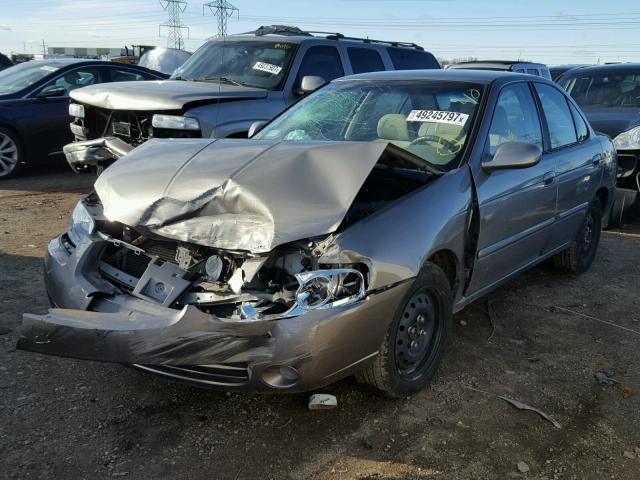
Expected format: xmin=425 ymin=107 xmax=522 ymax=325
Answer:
xmin=74 ymin=104 xmax=201 ymax=146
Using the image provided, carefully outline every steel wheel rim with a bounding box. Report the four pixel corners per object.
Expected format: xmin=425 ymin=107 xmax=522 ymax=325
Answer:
xmin=394 ymin=291 xmax=440 ymax=379
xmin=0 ymin=132 xmax=18 ymax=176
xmin=579 ymin=211 xmax=595 ymax=255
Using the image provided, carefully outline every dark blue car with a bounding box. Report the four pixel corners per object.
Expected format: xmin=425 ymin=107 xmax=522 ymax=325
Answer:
xmin=0 ymin=59 xmax=165 ymax=179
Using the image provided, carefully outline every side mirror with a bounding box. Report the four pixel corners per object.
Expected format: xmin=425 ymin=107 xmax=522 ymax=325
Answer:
xmin=248 ymin=120 xmax=267 ymax=138
xmin=37 ymin=85 xmax=67 ymax=99
xmin=296 ymin=75 xmax=325 ymax=96
xmin=482 ymin=142 xmax=542 ymax=172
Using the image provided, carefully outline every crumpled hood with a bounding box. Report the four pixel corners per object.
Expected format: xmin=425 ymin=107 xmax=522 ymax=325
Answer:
xmin=581 ymin=106 xmax=640 ymax=138
xmin=70 ymin=80 xmax=268 ymax=111
xmin=95 ymin=139 xmax=387 ymax=253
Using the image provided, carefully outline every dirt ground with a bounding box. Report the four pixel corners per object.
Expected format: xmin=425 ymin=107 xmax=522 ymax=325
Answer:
xmin=1 ymin=166 xmax=639 ymax=480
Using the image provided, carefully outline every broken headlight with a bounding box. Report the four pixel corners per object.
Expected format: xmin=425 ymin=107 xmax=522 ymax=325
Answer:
xmin=152 ymin=114 xmax=200 ymax=131
xmin=67 ymin=201 xmax=95 ymax=246
xmin=294 ymin=269 xmax=366 ymax=311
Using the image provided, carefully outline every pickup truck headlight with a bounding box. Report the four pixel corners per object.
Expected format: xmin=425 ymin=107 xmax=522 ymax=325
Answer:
xmin=69 ymin=103 xmax=85 ymax=118
xmin=67 ymin=201 xmax=95 ymax=246
xmin=152 ymin=114 xmax=200 ymax=131
xmin=613 ymin=125 xmax=640 ymax=150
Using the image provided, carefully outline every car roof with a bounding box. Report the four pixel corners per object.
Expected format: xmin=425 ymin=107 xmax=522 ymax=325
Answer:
xmin=560 ymin=62 xmax=640 ymax=76
xmin=336 ymin=68 xmax=549 ymax=85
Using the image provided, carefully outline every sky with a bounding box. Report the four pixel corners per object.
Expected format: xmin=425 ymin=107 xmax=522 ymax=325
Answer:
xmin=1 ymin=0 xmax=639 ymax=65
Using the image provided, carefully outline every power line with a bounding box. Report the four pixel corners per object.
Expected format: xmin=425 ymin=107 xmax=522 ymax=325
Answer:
xmin=159 ymin=0 xmax=189 ymax=49
xmin=203 ymin=0 xmax=239 ymax=37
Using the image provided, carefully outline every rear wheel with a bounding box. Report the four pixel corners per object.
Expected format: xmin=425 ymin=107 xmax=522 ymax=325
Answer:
xmin=0 ymin=127 xmax=23 ymax=180
xmin=356 ymin=262 xmax=453 ymax=397
xmin=552 ymin=198 xmax=602 ymax=274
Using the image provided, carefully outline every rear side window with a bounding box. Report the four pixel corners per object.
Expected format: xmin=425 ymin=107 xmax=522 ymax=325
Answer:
xmin=568 ymin=102 xmax=589 ymax=142
xmin=486 ymin=83 xmax=542 ymax=157
xmin=527 ymin=68 xmax=540 ymax=76
xmin=347 ymin=48 xmax=385 ymax=74
xmin=297 ymin=46 xmax=344 ymax=84
xmin=110 ymin=69 xmax=146 ymax=82
xmin=386 ymin=48 xmax=439 ymax=70
xmin=534 ymin=83 xmax=578 ymax=149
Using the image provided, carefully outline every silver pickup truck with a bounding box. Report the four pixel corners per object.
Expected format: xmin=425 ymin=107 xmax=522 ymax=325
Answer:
xmin=64 ymin=25 xmax=439 ymax=171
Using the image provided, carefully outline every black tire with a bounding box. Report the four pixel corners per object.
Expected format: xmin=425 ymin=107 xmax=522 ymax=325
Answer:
xmin=552 ymin=198 xmax=602 ymax=274
xmin=0 ymin=126 xmax=24 ymax=180
xmin=356 ymin=262 xmax=453 ymax=397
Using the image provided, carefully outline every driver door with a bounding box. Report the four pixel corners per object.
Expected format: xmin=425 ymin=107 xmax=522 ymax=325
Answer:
xmin=31 ymin=66 xmax=106 ymax=157
xmin=466 ymin=82 xmax=557 ymax=295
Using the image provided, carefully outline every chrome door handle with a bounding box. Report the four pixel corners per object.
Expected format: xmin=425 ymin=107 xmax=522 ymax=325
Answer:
xmin=592 ymin=154 xmax=602 ymax=166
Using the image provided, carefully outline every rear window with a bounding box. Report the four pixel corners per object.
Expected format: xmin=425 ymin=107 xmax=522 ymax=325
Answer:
xmin=348 ymin=48 xmax=385 ymax=74
xmin=386 ymin=48 xmax=439 ymax=70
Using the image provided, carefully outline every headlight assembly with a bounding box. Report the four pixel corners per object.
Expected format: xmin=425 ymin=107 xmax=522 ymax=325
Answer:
xmin=613 ymin=125 xmax=640 ymax=150
xmin=151 ymin=114 xmax=200 ymax=131
xmin=69 ymin=103 xmax=85 ymax=118
xmin=67 ymin=201 xmax=95 ymax=246
xmin=237 ymin=268 xmax=366 ymax=322
xmin=294 ymin=269 xmax=366 ymax=311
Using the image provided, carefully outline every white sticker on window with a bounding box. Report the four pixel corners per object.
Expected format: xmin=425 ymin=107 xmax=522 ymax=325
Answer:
xmin=40 ymin=66 xmax=59 ymax=73
xmin=407 ymin=110 xmax=469 ymax=126
xmin=253 ymin=61 xmax=283 ymax=75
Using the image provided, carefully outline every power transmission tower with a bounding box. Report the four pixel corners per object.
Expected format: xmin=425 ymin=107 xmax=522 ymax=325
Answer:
xmin=203 ymin=0 xmax=239 ymax=37
xmin=159 ymin=0 xmax=189 ymax=49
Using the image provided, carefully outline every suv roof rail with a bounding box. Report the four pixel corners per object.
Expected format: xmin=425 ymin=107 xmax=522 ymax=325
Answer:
xmin=246 ymin=25 xmax=424 ymax=50
xmin=253 ymin=25 xmax=312 ymax=36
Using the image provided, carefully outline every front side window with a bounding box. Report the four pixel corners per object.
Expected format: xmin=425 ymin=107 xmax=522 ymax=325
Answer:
xmin=486 ymin=83 xmax=542 ymax=157
xmin=560 ymin=71 xmax=640 ymax=108
xmin=254 ymin=80 xmax=484 ymax=171
xmin=534 ymin=83 xmax=578 ymax=149
xmin=46 ymin=67 xmax=103 ymax=95
xmin=296 ymin=46 xmax=344 ymax=86
xmin=348 ymin=48 xmax=385 ymax=74
xmin=0 ymin=62 xmax=62 ymax=96
xmin=171 ymin=40 xmax=298 ymax=90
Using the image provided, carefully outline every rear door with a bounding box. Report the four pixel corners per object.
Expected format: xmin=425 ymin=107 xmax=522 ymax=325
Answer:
xmin=533 ymin=82 xmax=603 ymax=249
xmin=467 ymin=81 xmax=557 ymax=294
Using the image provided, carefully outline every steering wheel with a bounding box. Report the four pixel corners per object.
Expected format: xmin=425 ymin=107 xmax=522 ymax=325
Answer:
xmin=409 ymin=134 xmax=459 ymax=153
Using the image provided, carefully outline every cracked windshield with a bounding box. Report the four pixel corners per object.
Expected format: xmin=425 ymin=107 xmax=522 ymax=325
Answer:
xmin=254 ymin=80 xmax=483 ymax=170
xmin=171 ymin=41 xmax=297 ymax=90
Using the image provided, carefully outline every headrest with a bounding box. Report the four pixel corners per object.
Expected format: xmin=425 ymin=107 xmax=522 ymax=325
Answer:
xmin=418 ymin=120 xmax=465 ymax=138
xmin=377 ymin=114 xmax=410 ymax=141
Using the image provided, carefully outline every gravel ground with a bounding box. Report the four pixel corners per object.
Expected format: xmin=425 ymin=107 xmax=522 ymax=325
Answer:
xmin=1 ymin=167 xmax=639 ymax=479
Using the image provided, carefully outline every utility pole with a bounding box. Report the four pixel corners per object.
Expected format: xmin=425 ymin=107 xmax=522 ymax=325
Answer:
xmin=41 ymin=39 xmax=47 ymax=55
xmin=203 ymin=0 xmax=239 ymax=37
xmin=159 ymin=0 xmax=189 ymax=50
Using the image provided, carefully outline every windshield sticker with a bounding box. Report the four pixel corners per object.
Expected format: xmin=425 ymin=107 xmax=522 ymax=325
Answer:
xmin=253 ymin=62 xmax=283 ymax=75
xmin=407 ymin=110 xmax=469 ymax=126
xmin=40 ymin=66 xmax=59 ymax=73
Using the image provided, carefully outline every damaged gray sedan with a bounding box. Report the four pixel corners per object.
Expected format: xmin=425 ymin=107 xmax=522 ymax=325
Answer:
xmin=18 ymin=70 xmax=617 ymax=396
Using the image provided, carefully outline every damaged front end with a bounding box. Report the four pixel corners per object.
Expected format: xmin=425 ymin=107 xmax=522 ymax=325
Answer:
xmin=19 ymin=139 xmax=434 ymax=391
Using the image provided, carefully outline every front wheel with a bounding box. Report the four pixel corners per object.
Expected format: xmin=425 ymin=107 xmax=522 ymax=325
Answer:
xmin=0 ymin=127 xmax=23 ymax=180
xmin=552 ymin=198 xmax=602 ymax=274
xmin=356 ymin=262 xmax=453 ymax=397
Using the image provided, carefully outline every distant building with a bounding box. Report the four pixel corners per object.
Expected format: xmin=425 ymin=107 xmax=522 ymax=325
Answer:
xmin=47 ymin=47 xmax=126 ymax=58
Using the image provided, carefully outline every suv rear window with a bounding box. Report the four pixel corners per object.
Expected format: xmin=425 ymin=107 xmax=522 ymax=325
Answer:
xmin=348 ymin=48 xmax=385 ymax=74
xmin=386 ymin=48 xmax=439 ymax=70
